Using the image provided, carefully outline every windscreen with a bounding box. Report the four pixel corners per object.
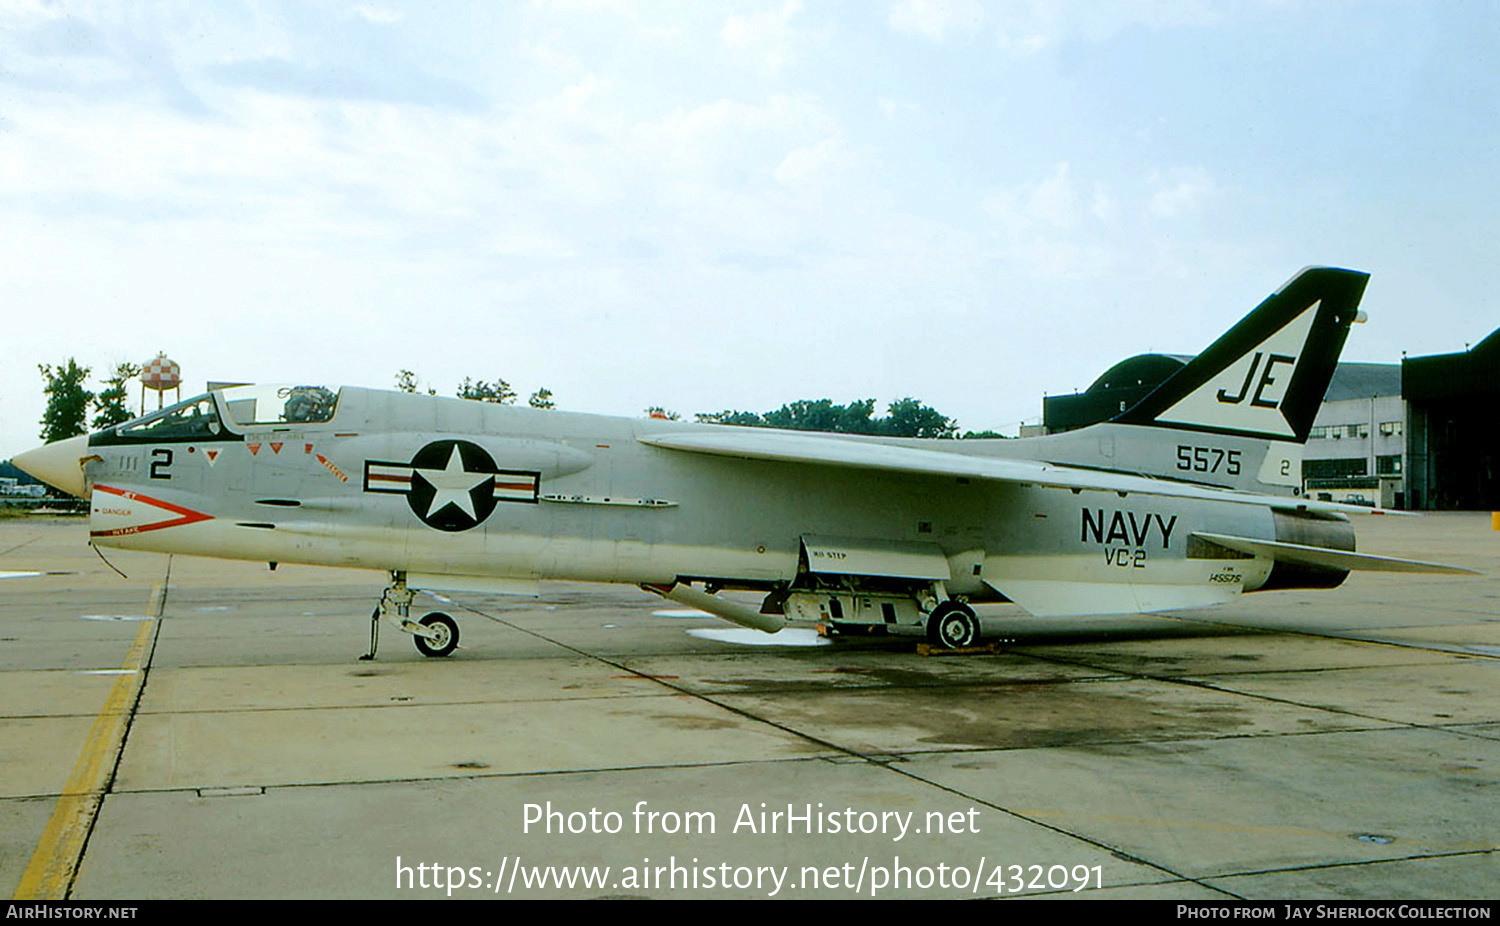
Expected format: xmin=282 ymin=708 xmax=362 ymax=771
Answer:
xmin=115 ymin=394 xmax=224 ymax=441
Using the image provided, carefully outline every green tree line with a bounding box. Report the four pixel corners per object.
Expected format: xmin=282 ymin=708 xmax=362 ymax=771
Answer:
xmin=696 ymin=397 xmax=1006 ymax=439
xmin=399 ymin=369 xmax=1003 ymax=436
xmin=398 ymin=370 xmax=555 ymax=409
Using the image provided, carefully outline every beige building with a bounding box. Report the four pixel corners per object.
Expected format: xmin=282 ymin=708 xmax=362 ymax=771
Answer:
xmin=1300 ymin=363 xmax=1404 ymax=507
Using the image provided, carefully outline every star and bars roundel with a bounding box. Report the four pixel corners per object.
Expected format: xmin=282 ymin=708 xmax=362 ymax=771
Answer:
xmin=363 ymin=439 xmax=540 ymax=532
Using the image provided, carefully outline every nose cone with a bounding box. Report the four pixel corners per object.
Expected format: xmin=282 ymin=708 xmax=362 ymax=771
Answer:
xmin=12 ymin=434 xmax=92 ymax=499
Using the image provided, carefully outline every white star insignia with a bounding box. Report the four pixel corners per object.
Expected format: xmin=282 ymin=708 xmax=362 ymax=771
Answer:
xmin=414 ymin=445 xmax=491 ymax=520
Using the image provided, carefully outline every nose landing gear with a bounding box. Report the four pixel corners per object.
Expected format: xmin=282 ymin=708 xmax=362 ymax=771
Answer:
xmin=361 ymin=571 xmax=462 ymax=660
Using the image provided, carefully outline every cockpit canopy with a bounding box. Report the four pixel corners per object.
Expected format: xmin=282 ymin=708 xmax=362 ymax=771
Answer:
xmin=219 ymin=385 xmax=340 ymax=426
xmin=103 ymin=385 xmax=342 ymax=443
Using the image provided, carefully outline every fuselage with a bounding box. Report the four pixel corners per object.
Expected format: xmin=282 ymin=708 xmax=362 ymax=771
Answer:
xmin=52 ymin=384 xmax=1339 ymax=618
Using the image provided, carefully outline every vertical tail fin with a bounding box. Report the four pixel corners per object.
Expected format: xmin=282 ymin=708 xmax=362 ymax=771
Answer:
xmin=1114 ymin=267 xmax=1369 ymax=443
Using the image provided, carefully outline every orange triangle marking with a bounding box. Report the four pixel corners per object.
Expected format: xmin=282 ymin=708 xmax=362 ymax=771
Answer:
xmin=248 ymin=443 xmax=261 ymax=455
xmin=270 ymin=442 xmax=283 ymax=454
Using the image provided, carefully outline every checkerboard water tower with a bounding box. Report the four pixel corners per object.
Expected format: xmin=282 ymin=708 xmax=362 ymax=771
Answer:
xmin=140 ymin=352 xmax=182 ymax=412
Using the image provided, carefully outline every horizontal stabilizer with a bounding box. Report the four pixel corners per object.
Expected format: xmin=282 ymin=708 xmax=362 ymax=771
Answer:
xmin=1191 ymin=532 xmax=1478 ymax=575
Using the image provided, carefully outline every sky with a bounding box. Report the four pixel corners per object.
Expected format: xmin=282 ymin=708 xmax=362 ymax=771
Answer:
xmin=3 ymin=0 xmax=1497 ymax=454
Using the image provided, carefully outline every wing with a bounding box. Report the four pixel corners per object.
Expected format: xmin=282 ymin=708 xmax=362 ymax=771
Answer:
xmin=639 ymin=429 xmax=1391 ymax=517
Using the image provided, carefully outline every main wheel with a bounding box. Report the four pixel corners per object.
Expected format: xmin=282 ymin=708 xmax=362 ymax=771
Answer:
xmin=926 ymin=601 xmax=980 ymax=649
xmin=414 ymin=612 xmax=459 ymax=657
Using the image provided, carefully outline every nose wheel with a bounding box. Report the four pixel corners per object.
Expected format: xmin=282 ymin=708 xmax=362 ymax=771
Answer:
xmin=413 ymin=613 xmax=459 ymax=657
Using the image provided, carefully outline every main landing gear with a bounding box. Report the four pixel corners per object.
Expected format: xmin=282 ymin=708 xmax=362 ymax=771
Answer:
xmin=361 ymin=571 xmax=461 ymax=660
xmin=925 ymin=599 xmax=981 ymax=649
xmin=784 ymin=578 xmax=986 ymax=651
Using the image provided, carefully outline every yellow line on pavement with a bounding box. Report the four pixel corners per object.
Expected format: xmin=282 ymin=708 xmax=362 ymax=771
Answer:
xmin=13 ymin=582 xmax=165 ymax=900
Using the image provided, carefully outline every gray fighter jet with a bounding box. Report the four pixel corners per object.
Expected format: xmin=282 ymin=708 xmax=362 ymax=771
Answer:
xmin=13 ymin=267 xmax=1470 ymax=657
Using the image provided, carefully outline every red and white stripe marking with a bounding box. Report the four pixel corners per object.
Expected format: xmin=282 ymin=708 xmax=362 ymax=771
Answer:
xmin=90 ymin=484 xmax=213 ymax=538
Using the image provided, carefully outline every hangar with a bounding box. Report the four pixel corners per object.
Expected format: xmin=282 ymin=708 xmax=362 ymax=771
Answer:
xmin=1402 ymin=329 xmax=1500 ymax=511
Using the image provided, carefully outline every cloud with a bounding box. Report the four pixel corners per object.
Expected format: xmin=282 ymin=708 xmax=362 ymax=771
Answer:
xmin=984 ymin=161 xmax=1081 ymax=234
xmin=349 ymin=5 xmax=404 ymax=25
xmin=0 ymin=0 xmax=63 ymax=27
xmin=877 ymin=96 xmax=918 ymax=120
xmin=208 ymin=56 xmax=485 ymax=108
xmin=888 ymin=0 xmax=985 ymax=42
xmin=722 ymin=0 xmax=804 ymax=75
xmin=987 ymin=0 xmax=1222 ymax=53
xmin=980 ymin=162 xmax=1128 ymax=281
xmin=773 ymin=136 xmax=848 ymax=186
xmin=1146 ymin=167 xmax=1219 ymax=218
xmin=1091 ymin=183 xmax=1118 ymax=224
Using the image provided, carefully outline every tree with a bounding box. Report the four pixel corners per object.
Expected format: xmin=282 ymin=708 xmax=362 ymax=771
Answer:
xmin=763 ymin=398 xmax=877 ymax=433
xmin=695 ymin=410 xmax=767 ymax=426
xmin=395 ymin=370 xmax=436 ymax=395
xmin=38 ymin=359 xmax=94 ymax=443
xmin=93 ymin=362 xmax=141 ymax=429
xmin=880 ymin=397 xmax=956 ymax=439
xmin=644 ymin=406 xmax=681 ymax=420
xmin=528 ymin=388 xmax=555 ymax=410
xmin=457 ymin=377 xmax=516 ymax=404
